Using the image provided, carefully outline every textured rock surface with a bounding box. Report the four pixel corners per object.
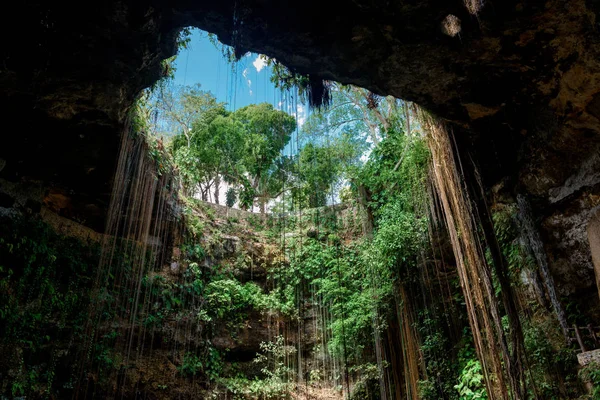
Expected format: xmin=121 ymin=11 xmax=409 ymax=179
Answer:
xmin=2 ymin=0 xmax=600 ymax=309
xmin=577 ymin=348 xmax=600 ymax=366
xmin=589 ymin=210 xmax=600 ymax=301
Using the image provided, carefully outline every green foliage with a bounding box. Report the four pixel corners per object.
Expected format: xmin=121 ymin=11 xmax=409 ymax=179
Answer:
xmin=264 ymin=57 xmax=311 ymax=102
xmin=369 ymin=200 xmax=427 ymax=273
xmin=0 ymin=216 xmax=100 ymax=397
xmin=579 ymin=362 xmax=600 ymax=399
xmin=301 ymin=83 xmax=400 ymax=148
xmin=220 ymin=376 xmax=293 ymax=400
xmin=158 ymin=83 xmax=225 ymax=140
xmin=253 ymin=285 xmax=297 ymax=317
xmin=239 ymin=182 xmax=257 ymax=210
xmin=226 ymin=187 xmax=237 ymax=207
xmin=178 ymin=27 xmax=193 ymax=50
xmin=349 ymin=363 xmax=383 ymax=399
xmin=522 ymin=318 xmax=580 ymax=399
xmin=206 ymin=279 xmax=260 ymax=319
xmin=203 ymin=275 xmax=296 ymax=323
xmin=491 ymin=204 xmax=534 ymax=279
xmin=180 ymin=353 xmax=202 ymax=377
xmin=454 ymin=358 xmax=486 ymax=399
xmin=207 ymin=32 xmax=239 ymax=62
xmin=246 ymin=214 xmax=265 ymax=231
xmin=166 ymin=87 xmax=231 ymax=196
xmin=254 ymin=335 xmax=296 ymax=379
xmin=220 ymin=335 xmax=295 ymax=399
xmin=158 ymin=86 xmax=295 ymax=208
xmin=183 ymin=201 xmax=205 ymax=239
xmin=417 ymin=316 xmax=460 ymax=400
xmin=233 ymin=103 xmax=296 ymax=211
xmin=357 ymin=126 xmax=429 ymax=216
xmin=179 ymin=348 xmax=223 ymax=382
xmin=294 ymin=142 xmax=340 ymax=207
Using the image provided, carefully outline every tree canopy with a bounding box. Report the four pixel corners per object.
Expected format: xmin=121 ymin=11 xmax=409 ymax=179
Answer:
xmin=163 ymin=86 xmax=296 ymax=210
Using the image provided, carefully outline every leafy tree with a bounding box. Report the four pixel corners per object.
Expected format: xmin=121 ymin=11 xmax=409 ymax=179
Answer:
xmin=155 ymin=83 xmax=223 ymax=145
xmin=289 ymin=138 xmax=363 ymax=209
xmin=301 ymin=83 xmax=403 ymax=147
xmin=298 ymin=83 xmax=412 ymax=216
xmin=169 ymin=93 xmax=231 ymax=198
xmin=200 ymin=114 xmax=245 ymax=203
xmin=238 ymin=180 xmax=257 ymax=211
xmin=233 ymin=103 xmax=296 ymax=212
xmin=165 ymin=98 xmax=296 ymax=209
xmin=225 ymin=187 xmax=237 ymax=208
xmin=295 ymin=143 xmax=338 ymax=208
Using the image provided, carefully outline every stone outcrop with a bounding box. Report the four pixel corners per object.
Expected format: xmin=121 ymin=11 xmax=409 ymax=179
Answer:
xmin=577 ymin=348 xmax=600 ymax=366
xmin=589 ymin=210 xmax=600 ymax=301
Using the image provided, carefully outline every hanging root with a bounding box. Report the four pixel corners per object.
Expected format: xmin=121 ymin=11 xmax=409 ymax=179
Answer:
xmin=308 ymin=77 xmax=331 ymax=109
xmin=76 ymin=122 xmax=181 ymax=396
xmin=421 ymin=110 xmax=526 ymax=400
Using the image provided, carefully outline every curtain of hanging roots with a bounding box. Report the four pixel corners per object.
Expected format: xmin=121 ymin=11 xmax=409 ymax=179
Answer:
xmin=76 ymin=125 xmax=181 ymax=398
xmin=423 ymin=116 xmax=524 ymax=400
xmin=397 ymin=285 xmax=422 ymax=400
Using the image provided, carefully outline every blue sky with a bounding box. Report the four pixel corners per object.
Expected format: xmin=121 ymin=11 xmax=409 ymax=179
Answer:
xmin=167 ymin=29 xmax=310 ymax=206
xmin=170 ymin=29 xmax=307 ymax=155
xmin=172 ymin=29 xmax=303 ymax=115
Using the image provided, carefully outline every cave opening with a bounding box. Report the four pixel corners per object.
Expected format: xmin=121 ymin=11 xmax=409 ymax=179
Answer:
xmin=2 ymin=1 xmax=600 ymax=399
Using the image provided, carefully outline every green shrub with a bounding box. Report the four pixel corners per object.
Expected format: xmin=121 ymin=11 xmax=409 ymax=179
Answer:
xmin=454 ymin=359 xmax=486 ymax=400
xmin=179 ymin=353 xmax=204 ymax=377
xmin=579 ymin=362 xmax=600 ymax=399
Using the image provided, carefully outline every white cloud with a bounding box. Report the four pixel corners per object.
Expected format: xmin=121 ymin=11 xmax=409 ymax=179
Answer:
xmin=296 ymin=104 xmax=307 ymax=128
xmin=275 ymin=101 xmax=307 ymax=127
xmin=243 ymin=68 xmax=252 ymax=96
xmin=253 ymin=55 xmax=267 ymax=73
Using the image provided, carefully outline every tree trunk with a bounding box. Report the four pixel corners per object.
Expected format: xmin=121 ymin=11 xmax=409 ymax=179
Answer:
xmin=357 ymin=184 xmax=374 ymax=237
xmin=260 ymin=197 xmax=266 ymax=214
xmin=214 ymin=175 xmax=220 ymax=204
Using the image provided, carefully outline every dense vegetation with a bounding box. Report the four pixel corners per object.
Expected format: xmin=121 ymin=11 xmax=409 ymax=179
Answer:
xmin=138 ymin=73 xmax=591 ymax=398
xmin=1 ymin=35 xmax=597 ymax=400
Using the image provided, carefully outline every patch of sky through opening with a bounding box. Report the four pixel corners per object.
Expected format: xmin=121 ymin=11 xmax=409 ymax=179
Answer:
xmin=171 ymin=29 xmax=308 ymax=132
xmin=150 ymin=28 xmax=375 ymax=208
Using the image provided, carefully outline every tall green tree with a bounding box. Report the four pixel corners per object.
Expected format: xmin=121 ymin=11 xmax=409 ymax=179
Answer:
xmin=189 ymin=113 xmax=244 ymax=202
xmin=168 ymin=87 xmax=231 ymax=198
xmin=155 ymin=83 xmax=222 ymax=145
xmin=291 ymin=132 xmax=363 ymax=209
xmin=233 ymin=103 xmax=296 ymax=212
xmin=168 ymin=99 xmax=296 ymax=209
xmin=295 ymin=143 xmax=339 ymax=208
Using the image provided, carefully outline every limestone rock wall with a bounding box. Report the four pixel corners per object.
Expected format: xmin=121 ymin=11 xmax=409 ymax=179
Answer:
xmin=588 ymin=210 xmax=600 ymax=302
